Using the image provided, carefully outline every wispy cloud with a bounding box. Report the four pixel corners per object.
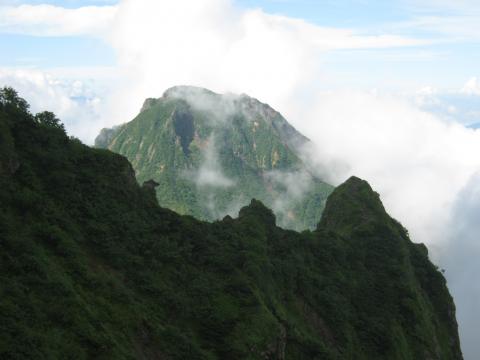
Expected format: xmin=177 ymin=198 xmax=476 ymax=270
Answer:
xmin=0 ymin=4 xmax=117 ymax=36
xmin=461 ymin=77 xmax=480 ymax=96
xmin=403 ymin=0 xmax=480 ymax=15
xmin=392 ymin=15 xmax=480 ymax=41
xmin=375 ymin=1 xmax=480 ymax=42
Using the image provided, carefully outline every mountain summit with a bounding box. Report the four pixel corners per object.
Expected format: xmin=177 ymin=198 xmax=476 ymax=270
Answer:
xmin=96 ymin=86 xmax=333 ymax=230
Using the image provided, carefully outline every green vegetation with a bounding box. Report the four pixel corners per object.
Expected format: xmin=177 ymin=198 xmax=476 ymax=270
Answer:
xmin=0 ymin=88 xmax=462 ymax=359
xmin=95 ymin=86 xmax=333 ymax=231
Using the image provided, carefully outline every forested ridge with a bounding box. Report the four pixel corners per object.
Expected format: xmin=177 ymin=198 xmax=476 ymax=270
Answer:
xmin=0 ymin=88 xmax=462 ymax=359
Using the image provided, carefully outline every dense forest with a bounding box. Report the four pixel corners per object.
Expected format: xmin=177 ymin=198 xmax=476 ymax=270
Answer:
xmin=0 ymin=88 xmax=462 ymax=359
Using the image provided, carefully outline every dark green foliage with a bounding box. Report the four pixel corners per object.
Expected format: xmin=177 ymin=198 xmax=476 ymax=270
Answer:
xmin=0 ymin=87 xmax=29 ymax=112
xmin=95 ymin=86 xmax=333 ymax=231
xmin=34 ymin=111 xmax=66 ymax=132
xmin=0 ymin=90 xmax=462 ymax=359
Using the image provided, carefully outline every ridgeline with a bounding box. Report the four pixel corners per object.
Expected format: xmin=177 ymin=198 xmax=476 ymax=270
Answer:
xmin=0 ymin=88 xmax=462 ymax=359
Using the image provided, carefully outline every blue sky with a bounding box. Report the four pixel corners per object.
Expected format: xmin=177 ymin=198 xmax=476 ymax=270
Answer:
xmin=0 ymin=0 xmax=117 ymax=68
xmin=0 ymin=33 xmax=115 ymax=67
xmin=238 ymin=0 xmax=412 ymax=26
xmin=9 ymin=0 xmax=462 ymax=27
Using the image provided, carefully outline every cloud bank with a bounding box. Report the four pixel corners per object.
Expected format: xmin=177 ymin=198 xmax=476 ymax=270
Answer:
xmin=296 ymin=91 xmax=480 ymax=248
xmin=0 ymin=68 xmax=106 ymax=141
xmin=104 ymin=0 xmax=429 ymax=127
xmin=443 ymin=173 xmax=480 ymax=358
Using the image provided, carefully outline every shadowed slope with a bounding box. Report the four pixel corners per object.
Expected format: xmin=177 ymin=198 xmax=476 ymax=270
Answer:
xmin=1 ymin=90 xmax=462 ymax=359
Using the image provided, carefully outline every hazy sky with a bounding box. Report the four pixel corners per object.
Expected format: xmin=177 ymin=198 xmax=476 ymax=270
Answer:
xmin=1 ymin=1 xmax=480 ymax=358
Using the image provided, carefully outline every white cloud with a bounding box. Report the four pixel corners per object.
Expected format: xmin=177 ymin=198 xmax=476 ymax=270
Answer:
xmin=410 ymin=79 xmax=480 ymax=127
xmin=0 ymin=67 xmax=107 ymax=142
xmin=103 ymin=0 xmax=430 ymax=129
xmin=461 ymin=77 xmax=480 ymax=96
xmin=185 ymin=136 xmax=234 ymax=188
xmin=265 ymin=169 xmax=314 ymax=217
xmin=443 ymin=173 xmax=480 ymax=360
xmin=0 ymin=4 xmax=117 ymax=36
xmin=294 ymin=90 xmax=480 ymax=250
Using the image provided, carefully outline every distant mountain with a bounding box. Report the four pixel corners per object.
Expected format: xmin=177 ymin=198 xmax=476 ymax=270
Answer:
xmin=96 ymin=86 xmax=333 ymax=231
xmin=0 ymin=89 xmax=463 ymax=359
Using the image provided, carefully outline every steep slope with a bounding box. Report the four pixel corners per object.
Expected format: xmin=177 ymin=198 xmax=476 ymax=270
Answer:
xmin=95 ymin=86 xmax=332 ymax=231
xmin=0 ymin=89 xmax=462 ymax=359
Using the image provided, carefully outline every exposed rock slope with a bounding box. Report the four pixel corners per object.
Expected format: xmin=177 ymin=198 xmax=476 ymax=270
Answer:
xmin=96 ymin=86 xmax=332 ymax=231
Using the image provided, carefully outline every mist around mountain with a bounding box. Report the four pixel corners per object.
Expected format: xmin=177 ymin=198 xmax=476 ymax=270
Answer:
xmin=95 ymin=86 xmax=333 ymax=231
xmin=0 ymin=88 xmax=463 ymax=359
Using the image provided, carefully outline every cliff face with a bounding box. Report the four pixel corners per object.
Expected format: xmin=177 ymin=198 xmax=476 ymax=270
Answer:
xmin=95 ymin=86 xmax=332 ymax=231
xmin=1 ymin=89 xmax=463 ymax=359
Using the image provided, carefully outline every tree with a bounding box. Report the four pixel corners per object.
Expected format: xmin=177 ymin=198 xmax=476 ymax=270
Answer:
xmin=34 ymin=111 xmax=65 ymax=132
xmin=0 ymin=87 xmax=29 ymax=113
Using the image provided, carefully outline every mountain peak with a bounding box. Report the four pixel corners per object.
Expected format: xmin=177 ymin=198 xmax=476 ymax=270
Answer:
xmin=163 ymin=85 xmax=218 ymax=99
xmin=238 ymin=199 xmax=276 ymax=227
xmin=319 ymin=176 xmax=387 ymax=233
xmin=140 ymin=97 xmax=160 ymax=113
xmin=140 ymin=86 xmax=218 ymax=113
xmin=95 ymin=85 xmax=328 ymax=230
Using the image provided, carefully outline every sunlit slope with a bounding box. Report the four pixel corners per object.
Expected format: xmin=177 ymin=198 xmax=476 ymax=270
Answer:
xmin=96 ymin=86 xmax=333 ymax=230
